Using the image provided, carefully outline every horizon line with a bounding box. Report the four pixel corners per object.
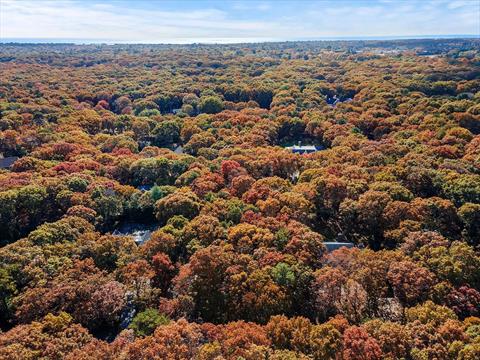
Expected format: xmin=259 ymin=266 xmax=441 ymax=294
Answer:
xmin=1 ymin=34 xmax=479 ymax=46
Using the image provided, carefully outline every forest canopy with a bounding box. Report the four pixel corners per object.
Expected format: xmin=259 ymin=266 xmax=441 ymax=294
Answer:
xmin=0 ymin=38 xmax=479 ymax=359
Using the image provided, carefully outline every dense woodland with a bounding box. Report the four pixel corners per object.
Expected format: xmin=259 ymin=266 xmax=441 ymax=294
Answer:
xmin=0 ymin=38 xmax=479 ymax=359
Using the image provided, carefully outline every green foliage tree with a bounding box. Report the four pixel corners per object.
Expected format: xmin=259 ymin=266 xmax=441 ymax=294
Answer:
xmin=129 ymin=308 xmax=170 ymax=337
xmin=199 ymin=96 xmax=224 ymax=114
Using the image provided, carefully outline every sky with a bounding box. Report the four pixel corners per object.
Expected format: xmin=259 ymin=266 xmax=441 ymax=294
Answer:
xmin=1 ymin=0 xmax=479 ymax=43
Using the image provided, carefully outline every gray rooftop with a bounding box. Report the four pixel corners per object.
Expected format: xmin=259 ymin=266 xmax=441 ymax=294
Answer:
xmin=324 ymin=242 xmax=355 ymax=252
xmin=286 ymin=145 xmax=320 ymax=153
xmin=0 ymin=156 xmax=18 ymax=169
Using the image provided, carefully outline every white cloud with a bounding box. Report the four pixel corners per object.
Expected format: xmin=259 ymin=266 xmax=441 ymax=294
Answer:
xmin=1 ymin=0 xmax=276 ymax=41
xmin=447 ymin=0 xmax=476 ymax=10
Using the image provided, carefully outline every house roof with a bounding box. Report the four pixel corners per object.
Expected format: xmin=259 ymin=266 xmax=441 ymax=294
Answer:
xmin=292 ymin=145 xmax=317 ymax=150
xmin=0 ymin=156 xmax=18 ymax=169
xmin=323 ymin=242 xmax=355 ymax=252
xmin=137 ymin=184 xmax=153 ymax=191
xmin=286 ymin=145 xmax=318 ymax=151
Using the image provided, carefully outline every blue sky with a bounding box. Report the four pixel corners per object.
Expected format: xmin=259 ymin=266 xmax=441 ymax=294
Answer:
xmin=1 ymin=0 xmax=479 ymax=43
